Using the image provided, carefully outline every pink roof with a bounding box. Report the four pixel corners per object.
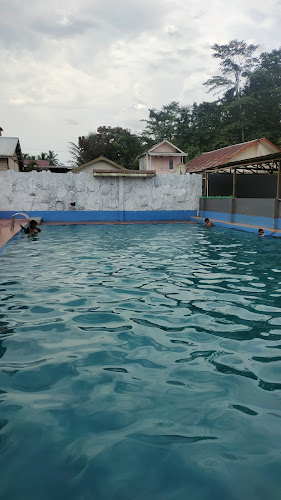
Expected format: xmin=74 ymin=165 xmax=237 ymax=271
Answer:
xmin=24 ymin=160 xmax=50 ymax=167
xmin=186 ymin=139 xmax=280 ymax=173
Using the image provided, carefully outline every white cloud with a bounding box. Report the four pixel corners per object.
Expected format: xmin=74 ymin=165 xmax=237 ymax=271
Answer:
xmin=0 ymin=0 xmax=280 ymax=163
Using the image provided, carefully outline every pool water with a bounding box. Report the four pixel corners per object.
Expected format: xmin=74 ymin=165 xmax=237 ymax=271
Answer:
xmin=0 ymin=224 xmax=281 ymax=500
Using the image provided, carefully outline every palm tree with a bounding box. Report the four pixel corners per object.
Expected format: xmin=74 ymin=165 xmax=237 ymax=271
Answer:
xmin=37 ymin=152 xmax=48 ymax=160
xmin=69 ymin=142 xmax=84 ymax=166
xmin=46 ymin=150 xmax=59 ymax=166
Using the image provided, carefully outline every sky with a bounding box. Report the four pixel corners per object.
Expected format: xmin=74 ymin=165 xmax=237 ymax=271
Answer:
xmin=1 ymin=0 xmax=281 ymax=164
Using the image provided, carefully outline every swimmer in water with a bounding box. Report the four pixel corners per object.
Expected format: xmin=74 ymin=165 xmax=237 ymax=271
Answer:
xmin=205 ymin=218 xmax=213 ymax=227
xmin=258 ymin=228 xmax=276 ymax=237
xmin=20 ymin=220 xmax=41 ymax=235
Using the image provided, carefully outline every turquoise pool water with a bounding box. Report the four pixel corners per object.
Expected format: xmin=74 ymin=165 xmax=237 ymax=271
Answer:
xmin=0 ymin=224 xmax=281 ymax=499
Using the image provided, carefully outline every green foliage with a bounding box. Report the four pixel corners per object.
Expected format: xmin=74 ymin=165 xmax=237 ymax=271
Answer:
xmin=37 ymin=152 xmax=47 ymax=160
xmin=243 ymin=48 xmax=281 ymax=144
xmin=204 ymin=40 xmax=259 ymax=98
xmin=46 ymin=151 xmax=59 ymax=166
xmin=141 ymin=101 xmax=191 ymax=147
xmin=70 ymin=126 xmax=143 ymax=169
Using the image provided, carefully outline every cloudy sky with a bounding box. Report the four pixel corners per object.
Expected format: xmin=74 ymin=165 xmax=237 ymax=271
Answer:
xmin=1 ymin=0 xmax=281 ymax=164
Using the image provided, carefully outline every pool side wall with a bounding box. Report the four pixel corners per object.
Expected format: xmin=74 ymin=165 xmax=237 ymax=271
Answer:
xmin=199 ymin=197 xmax=281 ymax=235
xmin=0 ymin=210 xmax=197 ymax=222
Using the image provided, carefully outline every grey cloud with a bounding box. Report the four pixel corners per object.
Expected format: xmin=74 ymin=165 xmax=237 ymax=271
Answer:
xmin=0 ymin=0 xmax=168 ymax=51
xmin=31 ymin=16 xmax=99 ymax=39
xmin=1 ymin=0 xmax=279 ymax=166
xmin=64 ymin=119 xmax=79 ymax=126
xmin=177 ymin=48 xmax=197 ymax=57
xmin=92 ymin=0 xmax=169 ymax=33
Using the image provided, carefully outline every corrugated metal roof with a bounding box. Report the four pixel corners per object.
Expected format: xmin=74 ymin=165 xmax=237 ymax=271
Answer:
xmin=185 ymin=139 xmax=263 ymax=173
xmin=0 ymin=137 xmax=19 ymax=157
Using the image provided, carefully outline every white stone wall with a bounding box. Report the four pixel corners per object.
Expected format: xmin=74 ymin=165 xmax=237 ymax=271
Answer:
xmin=0 ymin=170 xmax=202 ymax=212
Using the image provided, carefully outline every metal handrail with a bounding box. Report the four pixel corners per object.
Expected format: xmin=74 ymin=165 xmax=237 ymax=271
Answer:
xmin=11 ymin=212 xmax=31 ymax=236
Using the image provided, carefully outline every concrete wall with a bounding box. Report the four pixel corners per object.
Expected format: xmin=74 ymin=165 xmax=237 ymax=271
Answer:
xmin=146 ymin=155 xmax=184 ymax=174
xmin=0 ymin=170 xmax=202 ymax=215
xmin=200 ymin=197 xmax=275 ymax=218
xmin=0 ymin=157 xmax=19 ymax=172
xmin=234 ymin=198 xmax=275 ymax=217
xmin=199 ymin=197 xmax=281 ymax=229
xmin=8 ymin=157 xmax=20 ymax=171
xmin=278 ymin=201 xmax=281 ymax=219
xmin=200 ymin=198 xmax=232 ymax=214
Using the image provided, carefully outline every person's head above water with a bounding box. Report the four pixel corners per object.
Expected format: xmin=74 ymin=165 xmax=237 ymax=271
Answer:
xmin=205 ymin=218 xmax=213 ymax=227
xmin=258 ymin=228 xmax=264 ymax=236
xmin=29 ymin=220 xmax=41 ymax=233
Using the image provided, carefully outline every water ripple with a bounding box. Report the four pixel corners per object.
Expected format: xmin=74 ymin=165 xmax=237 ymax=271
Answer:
xmin=1 ymin=224 xmax=281 ymax=499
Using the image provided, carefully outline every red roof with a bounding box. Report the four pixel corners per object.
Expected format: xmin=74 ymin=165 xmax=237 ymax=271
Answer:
xmin=24 ymin=160 xmax=50 ymax=167
xmin=186 ymin=139 xmax=280 ymax=173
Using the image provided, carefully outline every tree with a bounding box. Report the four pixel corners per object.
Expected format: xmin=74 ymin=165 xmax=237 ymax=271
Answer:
xmin=243 ymin=48 xmax=281 ymax=145
xmin=22 ymin=154 xmax=38 ymax=171
xmin=141 ymin=101 xmax=191 ymax=148
xmin=204 ymin=40 xmax=259 ymax=141
xmin=37 ymin=152 xmax=48 ymax=160
xmin=188 ymin=101 xmax=224 ymax=153
xmin=46 ymin=151 xmax=59 ymax=166
xmin=70 ymin=126 xmax=143 ymax=169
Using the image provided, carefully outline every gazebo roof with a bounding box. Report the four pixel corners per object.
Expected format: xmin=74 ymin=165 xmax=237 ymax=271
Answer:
xmin=186 ymin=139 xmax=280 ymax=174
xmin=200 ymin=152 xmax=281 ymax=174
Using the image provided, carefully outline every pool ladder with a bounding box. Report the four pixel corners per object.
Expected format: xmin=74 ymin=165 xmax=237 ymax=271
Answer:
xmin=11 ymin=212 xmax=31 ymax=236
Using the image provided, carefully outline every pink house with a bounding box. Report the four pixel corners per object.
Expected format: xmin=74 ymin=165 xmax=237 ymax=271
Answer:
xmin=138 ymin=140 xmax=187 ymax=174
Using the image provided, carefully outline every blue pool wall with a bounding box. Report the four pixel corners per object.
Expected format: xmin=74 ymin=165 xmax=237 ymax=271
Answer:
xmin=0 ymin=210 xmax=197 ymax=223
xmin=197 ymin=210 xmax=281 ymax=236
xmin=198 ymin=197 xmax=281 ymax=235
xmin=199 ymin=210 xmax=277 ymax=228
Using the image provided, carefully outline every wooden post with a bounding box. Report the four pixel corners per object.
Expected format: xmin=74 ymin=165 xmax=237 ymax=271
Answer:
xmin=276 ymin=161 xmax=281 ymax=199
xmin=273 ymin=161 xmax=281 ymax=229
xmin=232 ymin=168 xmax=236 ymax=198
xmin=230 ymin=169 xmax=236 ymax=223
xmin=204 ymin=172 xmax=208 ymax=197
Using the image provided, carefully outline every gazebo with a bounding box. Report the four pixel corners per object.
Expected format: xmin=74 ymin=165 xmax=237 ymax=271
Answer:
xmin=188 ymin=151 xmax=281 ymax=232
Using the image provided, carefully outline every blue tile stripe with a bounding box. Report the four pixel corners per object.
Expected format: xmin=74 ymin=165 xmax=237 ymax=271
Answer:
xmin=0 ymin=210 xmax=197 ymax=223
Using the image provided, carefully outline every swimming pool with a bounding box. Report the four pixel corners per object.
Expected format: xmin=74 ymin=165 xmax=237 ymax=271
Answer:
xmin=0 ymin=224 xmax=281 ymax=500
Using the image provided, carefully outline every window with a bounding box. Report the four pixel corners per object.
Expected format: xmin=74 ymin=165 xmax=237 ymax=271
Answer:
xmin=169 ymin=158 xmax=173 ymax=169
